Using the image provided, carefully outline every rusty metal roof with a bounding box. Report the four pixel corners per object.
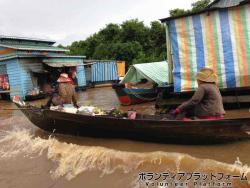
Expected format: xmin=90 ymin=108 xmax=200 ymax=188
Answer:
xmin=160 ymin=0 xmax=250 ymax=22
xmin=0 ymin=55 xmax=85 ymax=62
xmin=0 ymin=43 xmax=68 ymax=52
xmin=0 ymin=35 xmax=55 ymax=45
xmin=0 ymin=35 xmax=67 ymax=52
xmin=207 ymin=0 xmax=249 ymax=8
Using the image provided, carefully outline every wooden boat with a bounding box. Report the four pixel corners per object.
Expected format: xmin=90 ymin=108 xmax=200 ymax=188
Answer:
xmin=15 ymin=103 xmax=250 ymax=144
xmin=25 ymin=93 xmax=46 ymax=101
xmin=112 ymin=83 xmax=157 ymax=105
xmin=115 ymin=61 xmax=168 ymax=105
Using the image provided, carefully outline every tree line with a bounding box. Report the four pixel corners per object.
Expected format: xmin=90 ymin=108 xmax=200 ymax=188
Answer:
xmin=62 ymin=0 xmax=211 ymax=69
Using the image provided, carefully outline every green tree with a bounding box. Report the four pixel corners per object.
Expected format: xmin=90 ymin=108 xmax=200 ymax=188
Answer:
xmin=191 ymin=0 xmax=211 ymax=12
xmin=98 ymin=23 xmax=121 ymax=43
xmin=68 ymin=41 xmax=86 ymax=55
xmin=110 ymin=42 xmax=143 ymax=67
xmin=68 ymin=19 xmax=166 ymax=66
xmin=170 ymin=0 xmax=211 ymax=17
xmin=169 ymin=8 xmax=188 ymax=17
xmin=148 ymin=21 xmax=166 ymax=60
xmin=57 ymin=44 xmax=67 ymax=49
xmin=93 ymin=43 xmax=111 ymax=59
xmin=120 ymin=19 xmax=150 ymax=51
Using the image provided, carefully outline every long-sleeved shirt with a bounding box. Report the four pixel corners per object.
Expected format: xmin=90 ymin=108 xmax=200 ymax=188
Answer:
xmin=178 ymin=83 xmax=225 ymax=117
xmin=52 ymin=83 xmax=78 ymax=107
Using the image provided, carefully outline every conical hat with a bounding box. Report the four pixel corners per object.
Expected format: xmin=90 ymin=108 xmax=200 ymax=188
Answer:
xmin=57 ymin=73 xmax=72 ymax=83
xmin=196 ymin=68 xmax=218 ymax=83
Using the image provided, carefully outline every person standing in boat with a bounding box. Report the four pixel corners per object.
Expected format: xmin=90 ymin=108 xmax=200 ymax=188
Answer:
xmin=172 ymin=68 xmax=225 ymax=120
xmin=43 ymin=73 xmax=79 ymax=108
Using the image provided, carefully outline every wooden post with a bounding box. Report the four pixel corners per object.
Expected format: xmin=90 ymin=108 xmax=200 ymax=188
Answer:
xmin=165 ymin=23 xmax=173 ymax=84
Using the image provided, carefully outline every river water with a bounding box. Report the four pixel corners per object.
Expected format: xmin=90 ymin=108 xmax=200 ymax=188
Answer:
xmin=0 ymin=87 xmax=250 ymax=188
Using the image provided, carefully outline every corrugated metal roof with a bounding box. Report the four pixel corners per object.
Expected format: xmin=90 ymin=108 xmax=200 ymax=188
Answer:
xmin=43 ymin=61 xmax=83 ymax=67
xmin=44 ymin=55 xmax=86 ymax=58
xmin=84 ymin=60 xmax=115 ymax=63
xmin=160 ymin=0 xmax=250 ymax=22
xmin=43 ymin=56 xmax=84 ymax=67
xmin=0 ymin=35 xmax=55 ymax=44
xmin=208 ymin=0 xmax=247 ymax=8
xmin=0 ymin=44 xmax=68 ymax=52
xmin=0 ymin=55 xmax=85 ymax=62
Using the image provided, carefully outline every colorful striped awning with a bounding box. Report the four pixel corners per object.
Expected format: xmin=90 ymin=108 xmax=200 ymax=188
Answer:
xmin=167 ymin=4 xmax=250 ymax=92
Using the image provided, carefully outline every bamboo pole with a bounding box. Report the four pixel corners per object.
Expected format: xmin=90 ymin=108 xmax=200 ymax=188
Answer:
xmin=1 ymin=108 xmax=29 ymax=110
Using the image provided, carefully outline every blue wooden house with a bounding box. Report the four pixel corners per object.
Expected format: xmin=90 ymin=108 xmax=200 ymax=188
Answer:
xmin=0 ymin=36 xmax=86 ymax=99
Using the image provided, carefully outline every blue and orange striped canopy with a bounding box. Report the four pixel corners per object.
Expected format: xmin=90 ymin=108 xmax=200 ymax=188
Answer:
xmin=167 ymin=4 xmax=250 ymax=92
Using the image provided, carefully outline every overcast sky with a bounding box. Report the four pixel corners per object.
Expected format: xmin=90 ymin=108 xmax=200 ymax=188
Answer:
xmin=0 ymin=0 xmax=197 ymax=45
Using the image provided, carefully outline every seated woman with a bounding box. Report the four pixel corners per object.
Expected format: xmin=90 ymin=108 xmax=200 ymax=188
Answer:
xmin=43 ymin=73 xmax=78 ymax=108
xmin=172 ymin=68 xmax=225 ymax=120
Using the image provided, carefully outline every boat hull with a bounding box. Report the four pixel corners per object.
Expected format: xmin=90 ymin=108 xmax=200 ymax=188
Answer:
xmin=112 ymin=84 xmax=157 ymax=105
xmin=25 ymin=93 xmax=46 ymax=101
xmin=17 ymin=104 xmax=250 ymax=145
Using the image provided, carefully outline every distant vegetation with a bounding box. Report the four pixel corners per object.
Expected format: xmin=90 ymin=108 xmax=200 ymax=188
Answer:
xmin=65 ymin=20 xmax=166 ymax=69
xmin=169 ymin=0 xmax=211 ymax=17
xmin=61 ymin=0 xmax=211 ymax=69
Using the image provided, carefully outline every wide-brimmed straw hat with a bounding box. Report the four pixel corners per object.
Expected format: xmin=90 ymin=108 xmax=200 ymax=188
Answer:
xmin=57 ymin=73 xmax=72 ymax=83
xmin=196 ymin=68 xmax=218 ymax=83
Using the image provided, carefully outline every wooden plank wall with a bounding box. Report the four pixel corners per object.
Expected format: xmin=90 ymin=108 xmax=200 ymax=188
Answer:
xmin=4 ymin=59 xmax=22 ymax=98
xmin=0 ymin=64 xmax=7 ymax=74
xmin=19 ymin=58 xmax=43 ymax=97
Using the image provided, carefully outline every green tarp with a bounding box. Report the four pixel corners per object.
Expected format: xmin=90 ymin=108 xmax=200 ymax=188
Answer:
xmin=120 ymin=61 xmax=168 ymax=86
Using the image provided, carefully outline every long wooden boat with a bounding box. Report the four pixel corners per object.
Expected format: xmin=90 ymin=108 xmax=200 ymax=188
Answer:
xmin=25 ymin=93 xmax=46 ymax=101
xmin=15 ymin=103 xmax=250 ymax=144
xmin=112 ymin=84 xmax=157 ymax=105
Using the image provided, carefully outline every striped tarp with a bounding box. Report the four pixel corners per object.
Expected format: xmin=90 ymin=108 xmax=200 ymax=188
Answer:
xmin=167 ymin=4 xmax=250 ymax=92
xmin=120 ymin=61 xmax=168 ymax=86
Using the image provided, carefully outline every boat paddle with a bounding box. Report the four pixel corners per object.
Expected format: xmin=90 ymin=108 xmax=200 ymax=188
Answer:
xmin=1 ymin=108 xmax=30 ymax=110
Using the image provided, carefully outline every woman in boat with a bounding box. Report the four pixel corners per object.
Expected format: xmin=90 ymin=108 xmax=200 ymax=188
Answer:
xmin=172 ymin=68 xmax=225 ymax=120
xmin=43 ymin=73 xmax=79 ymax=108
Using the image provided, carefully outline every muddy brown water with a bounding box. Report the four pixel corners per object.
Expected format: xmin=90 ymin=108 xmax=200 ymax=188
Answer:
xmin=0 ymin=87 xmax=250 ymax=188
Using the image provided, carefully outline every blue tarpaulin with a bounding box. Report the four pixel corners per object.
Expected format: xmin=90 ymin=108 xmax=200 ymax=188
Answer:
xmin=91 ymin=61 xmax=119 ymax=82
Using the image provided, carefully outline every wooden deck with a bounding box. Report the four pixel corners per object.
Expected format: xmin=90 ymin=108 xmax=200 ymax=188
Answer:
xmin=156 ymin=87 xmax=250 ymax=110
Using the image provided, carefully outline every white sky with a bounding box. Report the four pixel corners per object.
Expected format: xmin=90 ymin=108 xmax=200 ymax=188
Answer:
xmin=0 ymin=0 xmax=197 ymax=45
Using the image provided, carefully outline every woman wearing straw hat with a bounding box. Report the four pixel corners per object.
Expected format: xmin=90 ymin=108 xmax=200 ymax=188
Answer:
xmin=172 ymin=68 xmax=225 ymax=120
xmin=43 ymin=73 xmax=79 ymax=108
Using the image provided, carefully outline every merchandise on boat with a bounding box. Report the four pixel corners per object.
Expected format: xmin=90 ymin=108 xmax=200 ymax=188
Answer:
xmin=50 ymin=104 xmax=107 ymax=116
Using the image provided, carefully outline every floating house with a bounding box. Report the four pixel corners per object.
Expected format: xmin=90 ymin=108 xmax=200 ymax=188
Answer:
xmin=0 ymin=36 xmax=86 ymax=99
xmin=83 ymin=60 xmax=125 ymax=85
xmin=161 ymin=0 xmax=250 ymax=93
